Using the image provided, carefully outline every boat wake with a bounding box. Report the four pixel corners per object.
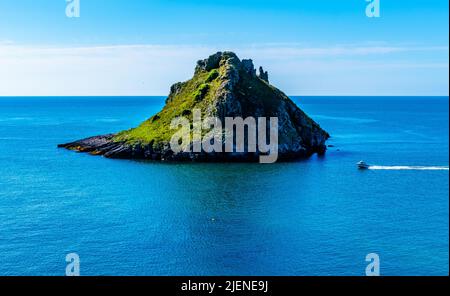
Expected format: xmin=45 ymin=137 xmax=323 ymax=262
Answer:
xmin=368 ymin=166 xmax=449 ymax=171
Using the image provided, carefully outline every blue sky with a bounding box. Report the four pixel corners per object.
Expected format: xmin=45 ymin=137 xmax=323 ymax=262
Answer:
xmin=0 ymin=0 xmax=448 ymax=96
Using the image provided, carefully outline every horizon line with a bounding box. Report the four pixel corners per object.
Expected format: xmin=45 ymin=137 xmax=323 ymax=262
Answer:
xmin=1 ymin=95 xmax=449 ymax=98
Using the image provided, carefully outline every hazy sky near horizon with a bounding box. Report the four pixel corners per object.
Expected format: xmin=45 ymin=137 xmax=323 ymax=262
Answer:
xmin=0 ymin=0 xmax=448 ymax=96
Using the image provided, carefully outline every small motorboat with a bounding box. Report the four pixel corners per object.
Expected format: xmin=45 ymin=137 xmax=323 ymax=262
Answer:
xmin=357 ymin=161 xmax=370 ymax=169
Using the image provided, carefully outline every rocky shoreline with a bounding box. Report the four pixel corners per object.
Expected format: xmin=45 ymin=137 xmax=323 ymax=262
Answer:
xmin=58 ymin=134 xmax=328 ymax=162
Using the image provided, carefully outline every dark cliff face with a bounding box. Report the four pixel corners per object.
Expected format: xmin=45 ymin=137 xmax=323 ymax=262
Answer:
xmin=59 ymin=51 xmax=330 ymax=162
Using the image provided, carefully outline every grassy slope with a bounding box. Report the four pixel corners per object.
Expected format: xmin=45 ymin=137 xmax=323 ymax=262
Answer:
xmin=113 ymin=68 xmax=223 ymax=146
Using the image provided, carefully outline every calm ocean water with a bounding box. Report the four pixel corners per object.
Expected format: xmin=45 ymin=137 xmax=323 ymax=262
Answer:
xmin=0 ymin=96 xmax=448 ymax=276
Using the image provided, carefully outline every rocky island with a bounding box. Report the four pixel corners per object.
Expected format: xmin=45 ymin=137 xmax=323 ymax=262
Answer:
xmin=58 ymin=52 xmax=329 ymax=162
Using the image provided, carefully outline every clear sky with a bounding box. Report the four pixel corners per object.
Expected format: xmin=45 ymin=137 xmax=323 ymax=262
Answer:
xmin=0 ymin=0 xmax=448 ymax=96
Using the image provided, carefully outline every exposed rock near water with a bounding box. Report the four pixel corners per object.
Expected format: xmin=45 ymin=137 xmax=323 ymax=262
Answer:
xmin=58 ymin=52 xmax=330 ymax=162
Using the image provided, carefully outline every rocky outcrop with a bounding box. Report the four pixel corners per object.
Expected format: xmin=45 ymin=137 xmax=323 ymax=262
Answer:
xmin=258 ymin=66 xmax=269 ymax=83
xmin=59 ymin=52 xmax=330 ymax=162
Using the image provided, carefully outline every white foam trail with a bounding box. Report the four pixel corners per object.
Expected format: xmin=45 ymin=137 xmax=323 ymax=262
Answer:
xmin=368 ymin=166 xmax=449 ymax=171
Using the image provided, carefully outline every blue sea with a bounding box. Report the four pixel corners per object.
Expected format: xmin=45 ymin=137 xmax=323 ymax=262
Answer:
xmin=0 ymin=96 xmax=448 ymax=276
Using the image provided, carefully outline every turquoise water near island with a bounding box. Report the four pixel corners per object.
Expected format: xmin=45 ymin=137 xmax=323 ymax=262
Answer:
xmin=0 ymin=96 xmax=448 ymax=276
